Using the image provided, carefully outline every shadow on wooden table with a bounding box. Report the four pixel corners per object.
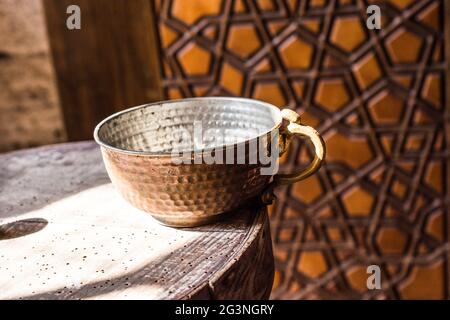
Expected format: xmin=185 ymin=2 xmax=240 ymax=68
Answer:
xmin=0 ymin=142 xmax=110 ymax=220
xmin=0 ymin=218 xmax=48 ymax=240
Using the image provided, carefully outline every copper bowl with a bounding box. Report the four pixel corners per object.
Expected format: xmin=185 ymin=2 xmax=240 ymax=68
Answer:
xmin=94 ymin=97 xmax=325 ymax=227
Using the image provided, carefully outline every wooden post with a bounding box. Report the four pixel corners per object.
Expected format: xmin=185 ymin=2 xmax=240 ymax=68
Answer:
xmin=42 ymin=0 xmax=163 ymax=141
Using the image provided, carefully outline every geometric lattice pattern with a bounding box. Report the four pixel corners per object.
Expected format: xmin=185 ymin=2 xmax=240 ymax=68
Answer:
xmin=153 ymin=0 xmax=449 ymax=299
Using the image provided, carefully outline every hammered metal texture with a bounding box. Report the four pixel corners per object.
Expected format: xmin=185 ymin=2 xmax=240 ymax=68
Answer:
xmin=96 ymin=98 xmax=279 ymax=227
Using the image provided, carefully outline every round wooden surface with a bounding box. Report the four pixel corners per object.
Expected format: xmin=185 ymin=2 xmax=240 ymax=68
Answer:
xmin=0 ymin=142 xmax=274 ymax=300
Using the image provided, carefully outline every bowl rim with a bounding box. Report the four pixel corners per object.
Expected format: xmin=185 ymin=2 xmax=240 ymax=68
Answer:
xmin=93 ymin=96 xmax=283 ymax=156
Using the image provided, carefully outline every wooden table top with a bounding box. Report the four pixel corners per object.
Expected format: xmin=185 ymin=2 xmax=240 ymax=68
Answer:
xmin=0 ymin=142 xmax=274 ymax=300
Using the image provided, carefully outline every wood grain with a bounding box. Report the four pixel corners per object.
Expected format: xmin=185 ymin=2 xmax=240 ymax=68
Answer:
xmin=42 ymin=0 xmax=163 ymax=141
xmin=0 ymin=142 xmax=274 ymax=300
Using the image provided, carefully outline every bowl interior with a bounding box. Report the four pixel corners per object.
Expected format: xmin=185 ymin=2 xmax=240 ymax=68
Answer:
xmin=95 ymin=98 xmax=281 ymax=154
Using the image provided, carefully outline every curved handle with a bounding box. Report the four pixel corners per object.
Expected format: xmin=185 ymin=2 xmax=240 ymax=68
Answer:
xmin=261 ymin=109 xmax=326 ymax=204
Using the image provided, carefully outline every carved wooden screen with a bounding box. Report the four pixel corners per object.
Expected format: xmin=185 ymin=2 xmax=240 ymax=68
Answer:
xmin=152 ymin=0 xmax=449 ymax=299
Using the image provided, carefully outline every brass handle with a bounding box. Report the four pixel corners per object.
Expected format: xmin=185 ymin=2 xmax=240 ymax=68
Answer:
xmin=261 ymin=109 xmax=326 ymax=204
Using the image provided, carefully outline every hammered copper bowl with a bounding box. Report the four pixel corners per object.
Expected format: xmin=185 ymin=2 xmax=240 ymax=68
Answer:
xmin=94 ymin=97 xmax=325 ymax=227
